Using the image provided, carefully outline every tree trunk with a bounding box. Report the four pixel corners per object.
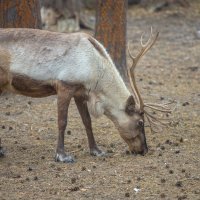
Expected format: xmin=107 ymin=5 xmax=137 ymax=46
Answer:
xmin=95 ymin=0 xmax=128 ymax=82
xmin=0 ymin=0 xmax=42 ymax=28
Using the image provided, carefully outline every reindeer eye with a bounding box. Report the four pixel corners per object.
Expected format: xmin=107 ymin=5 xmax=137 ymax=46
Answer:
xmin=138 ymin=120 xmax=144 ymax=127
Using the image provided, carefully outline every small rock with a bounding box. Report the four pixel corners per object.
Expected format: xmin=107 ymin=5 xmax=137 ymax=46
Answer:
xmin=28 ymin=167 xmax=33 ymax=171
xmin=69 ymin=186 xmax=79 ymax=192
xmin=160 ymin=193 xmax=166 ymax=198
xmin=169 ymin=170 xmax=174 ymax=174
xmin=22 ymin=146 xmax=27 ymax=150
xmin=81 ymin=166 xmax=86 ymax=171
xmin=182 ymin=102 xmax=189 ymax=106
xmin=125 ymin=192 xmax=130 ymax=197
xmin=5 ymin=112 xmax=10 ymax=116
xmin=134 ymin=187 xmax=140 ymax=193
xmin=161 ymin=178 xmax=166 ymax=183
xmin=165 ymin=164 xmax=170 ymax=169
xmin=158 ymin=152 xmax=162 ymax=156
xmin=67 ymin=130 xmax=71 ymax=135
xmin=13 ymin=174 xmax=21 ymax=178
xmin=33 ymin=176 xmax=38 ymax=181
xmin=127 ymin=179 xmax=131 ymax=184
xmin=173 ymin=143 xmax=179 ymax=147
xmin=71 ymin=178 xmax=76 ymax=184
xmin=175 ymin=181 xmax=182 ymax=187
xmin=165 ymin=139 xmax=171 ymax=144
xmin=160 ymin=146 xmax=165 ymax=150
xmin=181 ymin=169 xmax=186 ymax=173
xmin=175 ymin=150 xmax=180 ymax=154
xmin=41 ymin=156 xmax=45 ymax=160
xmin=107 ymin=149 xmax=113 ymax=153
xmin=148 ymin=81 xmax=153 ymax=85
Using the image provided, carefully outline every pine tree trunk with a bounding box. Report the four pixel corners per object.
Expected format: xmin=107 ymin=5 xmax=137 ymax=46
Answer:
xmin=0 ymin=0 xmax=42 ymax=28
xmin=95 ymin=0 xmax=128 ymax=82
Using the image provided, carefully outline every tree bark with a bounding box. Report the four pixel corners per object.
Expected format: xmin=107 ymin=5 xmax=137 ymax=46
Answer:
xmin=95 ymin=0 xmax=128 ymax=82
xmin=0 ymin=0 xmax=42 ymax=28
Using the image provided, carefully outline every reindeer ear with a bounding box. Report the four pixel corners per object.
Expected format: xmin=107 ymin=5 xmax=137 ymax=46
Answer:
xmin=125 ymin=95 xmax=136 ymax=116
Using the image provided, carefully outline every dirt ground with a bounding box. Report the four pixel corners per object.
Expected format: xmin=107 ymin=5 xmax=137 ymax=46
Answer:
xmin=0 ymin=2 xmax=200 ymax=200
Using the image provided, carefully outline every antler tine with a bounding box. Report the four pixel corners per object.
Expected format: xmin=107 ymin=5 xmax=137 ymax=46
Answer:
xmin=140 ymin=28 xmax=159 ymax=59
xmin=141 ymin=26 xmax=153 ymax=47
xmin=144 ymin=100 xmax=177 ymax=133
xmin=127 ymin=42 xmax=135 ymax=61
xmin=128 ymin=28 xmax=159 ymax=109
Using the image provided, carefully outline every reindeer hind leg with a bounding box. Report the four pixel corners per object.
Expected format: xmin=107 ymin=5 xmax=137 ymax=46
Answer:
xmin=55 ymin=81 xmax=78 ymax=163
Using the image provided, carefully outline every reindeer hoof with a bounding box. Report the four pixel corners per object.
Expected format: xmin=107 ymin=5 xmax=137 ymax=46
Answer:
xmin=55 ymin=153 xmax=75 ymax=163
xmin=90 ymin=148 xmax=106 ymax=157
xmin=0 ymin=147 xmax=5 ymax=157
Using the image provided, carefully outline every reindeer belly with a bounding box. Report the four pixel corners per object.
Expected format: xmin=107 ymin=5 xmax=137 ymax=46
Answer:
xmin=11 ymin=73 xmax=56 ymax=97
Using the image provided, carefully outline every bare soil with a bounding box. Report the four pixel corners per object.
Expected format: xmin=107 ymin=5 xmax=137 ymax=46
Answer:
xmin=0 ymin=2 xmax=199 ymax=200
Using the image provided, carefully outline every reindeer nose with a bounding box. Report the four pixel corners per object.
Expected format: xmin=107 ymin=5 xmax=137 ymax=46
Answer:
xmin=140 ymin=147 xmax=148 ymax=156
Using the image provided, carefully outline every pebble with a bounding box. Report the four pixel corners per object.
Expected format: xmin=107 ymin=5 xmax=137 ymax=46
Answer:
xmin=160 ymin=193 xmax=166 ymax=198
xmin=175 ymin=181 xmax=182 ymax=187
xmin=182 ymin=102 xmax=189 ymax=106
xmin=28 ymin=167 xmax=33 ymax=171
xmin=125 ymin=192 xmax=130 ymax=197
xmin=67 ymin=130 xmax=71 ymax=135
xmin=71 ymin=178 xmax=76 ymax=184
xmin=175 ymin=150 xmax=180 ymax=154
xmin=161 ymin=178 xmax=166 ymax=183
xmin=69 ymin=186 xmax=79 ymax=192
xmin=81 ymin=166 xmax=86 ymax=171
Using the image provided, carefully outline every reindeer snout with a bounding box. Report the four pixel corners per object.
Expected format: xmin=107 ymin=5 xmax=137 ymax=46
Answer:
xmin=140 ymin=146 xmax=148 ymax=156
xmin=131 ymin=146 xmax=148 ymax=156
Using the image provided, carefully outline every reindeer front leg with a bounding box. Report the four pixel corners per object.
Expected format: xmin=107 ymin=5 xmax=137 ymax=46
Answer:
xmin=74 ymin=96 xmax=105 ymax=156
xmin=55 ymin=82 xmax=76 ymax=163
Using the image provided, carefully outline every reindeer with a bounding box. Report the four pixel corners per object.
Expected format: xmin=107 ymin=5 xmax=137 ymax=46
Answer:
xmin=0 ymin=28 xmax=172 ymax=163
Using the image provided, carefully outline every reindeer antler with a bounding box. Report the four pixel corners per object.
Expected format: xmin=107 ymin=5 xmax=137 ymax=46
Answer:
xmin=128 ymin=27 xmax=175 ymax=133
xmin=144 ymin=100 xmax=177 ymax=133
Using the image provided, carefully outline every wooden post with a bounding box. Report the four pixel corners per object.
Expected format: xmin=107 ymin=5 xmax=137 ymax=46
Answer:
xmin=0 ymin=0 xmax=42 ymax=28
xmin=95 ymin=0 xmax=128 ymax=82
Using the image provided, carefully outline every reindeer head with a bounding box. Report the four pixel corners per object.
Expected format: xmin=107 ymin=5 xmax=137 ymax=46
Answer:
xmin=117 ymin=28 xmax=174 ymax=155
xmin=117 ymin=95 xmax=147 ymax=155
